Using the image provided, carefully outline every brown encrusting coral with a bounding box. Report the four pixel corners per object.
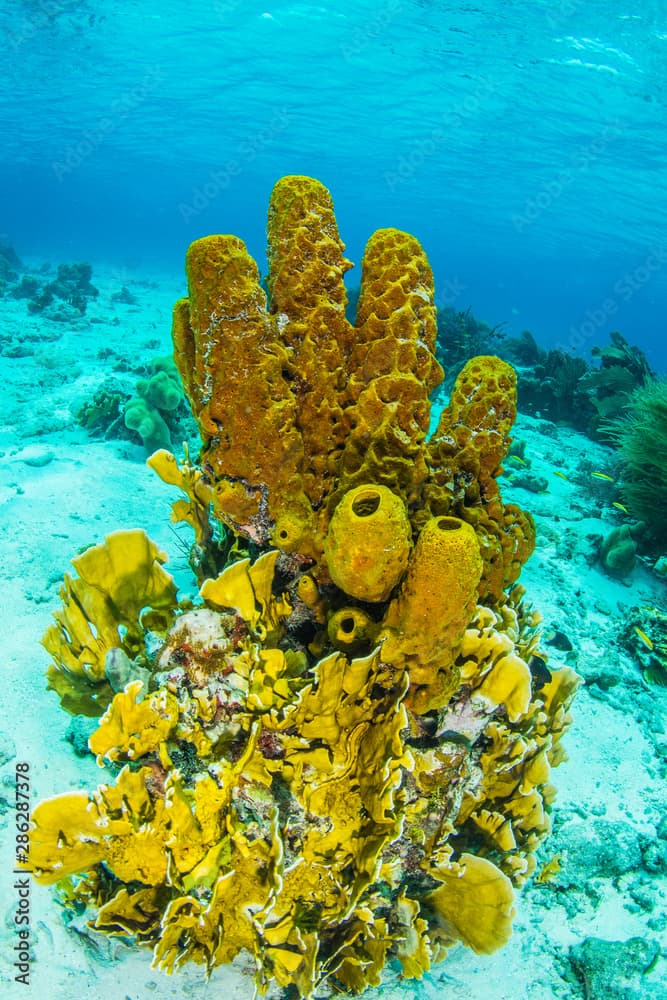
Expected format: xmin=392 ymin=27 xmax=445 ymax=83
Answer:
xmin=29 ymin=176 xmax=579 ymax=998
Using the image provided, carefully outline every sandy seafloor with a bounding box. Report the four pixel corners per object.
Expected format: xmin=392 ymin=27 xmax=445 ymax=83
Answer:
xmin=0 ymin=260 xmax=665 ymax=1000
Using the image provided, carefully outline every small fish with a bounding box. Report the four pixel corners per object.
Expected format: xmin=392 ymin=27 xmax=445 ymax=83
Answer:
xmin=641 ymin=605 xmax=667 ymax=622
xmin=634 ymin=626 xmax=654 ymax=651
xmin=535 ymin=853 xmax=563 ymax=884
xmin=641 ymin=605 xmax=667 ymax=619
xmin=612 ymin=501 xmax=629 ymax=513
xmin=528 ymin=653 xmax=552 ymax=690
xmin=591 ymin=471 xmax=614 ymax=481
xmin=553 ymin=470 xmax=569 ymax=481
xmin=546 ymin=629 xmax=574 ymax=652
xmin=509 ymin=454 xmax=527 ymax=466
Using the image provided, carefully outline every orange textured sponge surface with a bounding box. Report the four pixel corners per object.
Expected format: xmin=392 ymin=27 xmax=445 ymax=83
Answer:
xmin=173 ymin=178 xmax=533 ymax=595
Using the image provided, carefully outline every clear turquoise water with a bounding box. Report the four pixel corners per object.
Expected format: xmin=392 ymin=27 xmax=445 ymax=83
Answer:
xmin=1 ymin=0 xmax=666 ymax=365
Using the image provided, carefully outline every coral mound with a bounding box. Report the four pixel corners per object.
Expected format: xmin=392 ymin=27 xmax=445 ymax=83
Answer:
xmin=29 ymin=176 xmax=579 ymax=998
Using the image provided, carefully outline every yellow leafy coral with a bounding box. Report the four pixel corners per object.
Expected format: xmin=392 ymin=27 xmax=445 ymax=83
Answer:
xmin=27 ymin=176 xmax=579 ymax=999
xmin=42 ymin=529 xmax=177 ymax=715
xmin=89 ymin=681 xmax=179 ymax=763
xmin=425 ymin=853 xmax=515 ymax=954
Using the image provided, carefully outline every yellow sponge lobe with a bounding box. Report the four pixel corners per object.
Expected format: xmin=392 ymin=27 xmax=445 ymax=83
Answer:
xmin=324 ymin=484 xmax=412 ymax=602
xmin=381 ymin=516 xmax=483 ymax=711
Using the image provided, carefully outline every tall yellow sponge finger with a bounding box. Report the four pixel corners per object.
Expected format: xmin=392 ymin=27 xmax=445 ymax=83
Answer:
xmin=267 ymin=175 xmax=354 ymax=509
xmin=173 ymin=233 xmax=308 ymax=542
xmin=337 ymin=227 xmax=443 ymax=506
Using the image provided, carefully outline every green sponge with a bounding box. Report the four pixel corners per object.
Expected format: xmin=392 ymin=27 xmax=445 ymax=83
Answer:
xmin=124 ymin=356 xmax=184 ymax=454
xmin=599 ymin=522 xmax=643 ymax=578
xmin=124 ymin=398 xmax=171 ymax=453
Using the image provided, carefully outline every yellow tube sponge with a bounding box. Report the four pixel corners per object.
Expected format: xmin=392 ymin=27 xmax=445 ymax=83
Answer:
xmin=173 ymin=176 xmax=525 ymax=576
xmin=324 ymin=484 xmax=412 ymax=601
xmin=173 ymin=232 xmax=310 ymax=544
xmin=430 ymin=356 xmax=517 ymax=496
xmin=425 ymin=356 xmax=535 ymax=602
xmin=380 ymin=516 xmax=483 ymax=712
xmin=267 ymin=175 xmax=354 ymax=510
xmin=335 ymin=228 xmax=443 ymax=507
xmin=327 ymin=607 xmax=379 ymax=651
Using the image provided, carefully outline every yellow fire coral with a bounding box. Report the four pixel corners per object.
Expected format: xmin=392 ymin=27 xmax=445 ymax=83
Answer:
xmin=147 ymin=448 xmax=214 ymax=557
xmin=28 ymin=176 xmax=579 ymax=999
xmin=43 ymin=529 xmax=177 ymax=715
xmin=89 ymin=681 xmax=179 ymax=763
xmin=425 ymin=853 xmax=515 ymax=954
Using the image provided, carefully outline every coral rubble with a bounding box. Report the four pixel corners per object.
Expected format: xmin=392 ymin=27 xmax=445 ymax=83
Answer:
xmin=28 ymin=176 xmax=579 ymax=997
xmin=11 ymin=261 xmax=99 ymax=317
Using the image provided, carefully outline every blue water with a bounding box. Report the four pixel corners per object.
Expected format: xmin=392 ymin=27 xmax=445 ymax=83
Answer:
xmin=2 ymin=0 xmax=666 ymax=369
